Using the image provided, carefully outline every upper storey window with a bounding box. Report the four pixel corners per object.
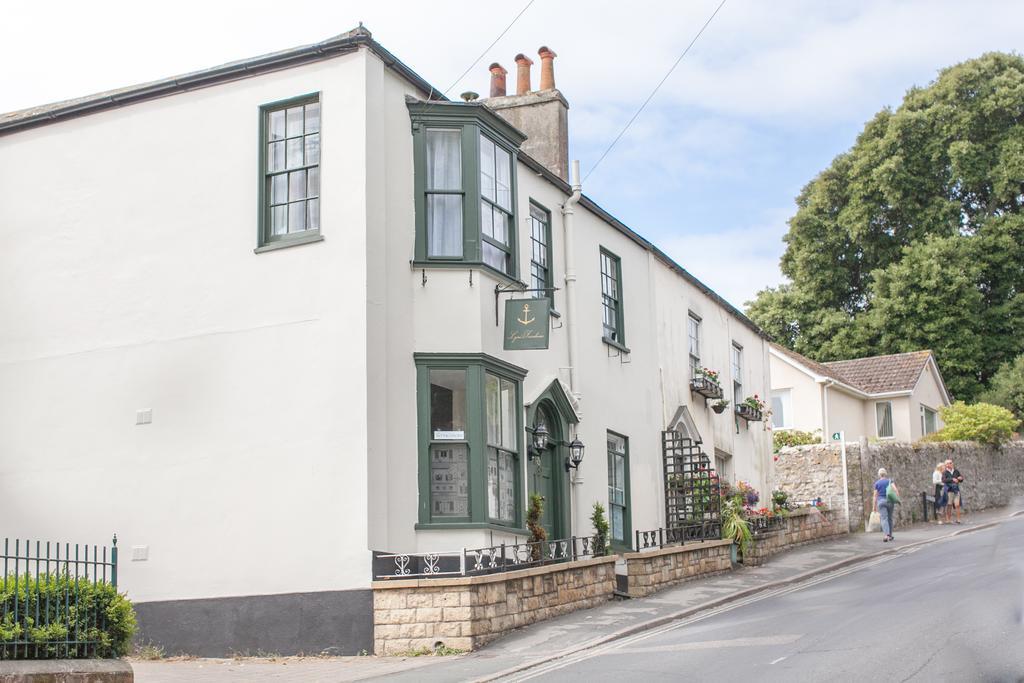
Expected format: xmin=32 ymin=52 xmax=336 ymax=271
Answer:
xmin=258 ymin=93 xmax=321 ymax=250
xmin=409 ymin=101 xmax=526 ymax=280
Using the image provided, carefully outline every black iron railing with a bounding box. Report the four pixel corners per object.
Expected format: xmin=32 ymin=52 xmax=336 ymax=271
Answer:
xmin=633 ymin=521 xmax=723 ymax=551
xmin=1 ymin=536 xmax=118 ymax=659
xmin=747 ymin=515 xmax=785 ymax=534
xmin=373 ymin=535 xmax=601 ymax=580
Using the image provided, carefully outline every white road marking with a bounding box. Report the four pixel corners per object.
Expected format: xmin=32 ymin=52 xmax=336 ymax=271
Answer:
xmin=508 ymin=556 xmax=900 ymax=682
xmin=771 ymin=656 xmax=787 ymax=665
xmin=616 ymin=634 xmax=802 ymax=654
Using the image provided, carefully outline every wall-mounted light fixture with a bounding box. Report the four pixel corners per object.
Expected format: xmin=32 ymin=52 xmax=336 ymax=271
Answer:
xmin=529 ymin=422 xmax=549 ymax=461
xmin=565 ymin=438 xmax=585 ymax=472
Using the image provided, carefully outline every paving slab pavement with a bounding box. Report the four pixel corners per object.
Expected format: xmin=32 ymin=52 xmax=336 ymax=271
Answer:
xmin=132 ymin=506 xmax=1019 ymax=683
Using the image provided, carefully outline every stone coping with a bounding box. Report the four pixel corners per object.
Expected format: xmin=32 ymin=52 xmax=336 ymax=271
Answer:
xmin=621 ymin=538 xmax=733 ymax=561
xmin=372 ymin=554 xmax=617 ymax=590
xmin=0 ymin=659 xmax=133 ymax=682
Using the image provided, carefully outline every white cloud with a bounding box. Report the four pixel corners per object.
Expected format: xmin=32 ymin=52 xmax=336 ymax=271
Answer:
xmin=656 ymin=208 xmax=792 ymax=310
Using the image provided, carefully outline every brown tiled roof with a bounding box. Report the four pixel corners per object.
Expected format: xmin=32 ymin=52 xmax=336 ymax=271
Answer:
xmin=823 ymin=351 xmax=933 ymax=394
xmin=770 ymin=344 xmax=849 ymax=385
xmin=773 ymin=344 xmax=937 ymax=396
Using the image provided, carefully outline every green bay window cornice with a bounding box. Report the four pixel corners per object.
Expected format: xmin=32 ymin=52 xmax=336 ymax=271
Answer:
xmin=407 ymin=100 xmax=527 ymax=280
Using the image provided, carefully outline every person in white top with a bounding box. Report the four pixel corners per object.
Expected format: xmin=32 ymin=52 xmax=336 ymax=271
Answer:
xmin=932 ymin=463 xmax=945 ymax=524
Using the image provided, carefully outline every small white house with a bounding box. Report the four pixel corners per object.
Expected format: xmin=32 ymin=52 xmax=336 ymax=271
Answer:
xmin=770 ymin=344 xmax=952 ymax=443
xmin=0 ymin=28 xmax=773 ymax=655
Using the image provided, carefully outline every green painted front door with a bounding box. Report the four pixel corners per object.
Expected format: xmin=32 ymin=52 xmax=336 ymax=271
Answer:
xmin=530 ymin=446 xmax=561 ymax=540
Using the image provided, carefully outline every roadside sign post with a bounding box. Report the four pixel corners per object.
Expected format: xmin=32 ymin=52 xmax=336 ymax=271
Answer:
xmin=832 ymin=430 xmax=849 ymax=529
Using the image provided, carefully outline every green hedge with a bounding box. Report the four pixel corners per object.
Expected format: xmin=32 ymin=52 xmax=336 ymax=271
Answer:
xmin=1 ymin=573 xmax=136 ymax=659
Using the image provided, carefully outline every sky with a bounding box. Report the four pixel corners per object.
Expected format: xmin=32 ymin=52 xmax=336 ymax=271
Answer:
xmin=3 ymin=0 xmax=1023 ymax=310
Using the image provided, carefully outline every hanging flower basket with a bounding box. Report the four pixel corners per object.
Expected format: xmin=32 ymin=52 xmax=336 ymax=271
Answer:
xmin=736 ymin=395 xmax=766 ymax=422
xmin=689 ymin=369 xmax=723 ymax=400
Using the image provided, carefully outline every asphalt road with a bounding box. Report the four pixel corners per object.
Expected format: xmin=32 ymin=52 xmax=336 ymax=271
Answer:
xmin=507 ymin=518 xmax=1024 ymax=683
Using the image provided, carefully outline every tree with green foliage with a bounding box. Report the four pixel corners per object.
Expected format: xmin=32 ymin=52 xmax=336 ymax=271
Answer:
xmin=923 ymin=401 xmax=1018 ymax=445
xmin=978 ymin=354 xmax=1024 ymax=425
xmin=748 ymin=52 xmax=1024 ymax=401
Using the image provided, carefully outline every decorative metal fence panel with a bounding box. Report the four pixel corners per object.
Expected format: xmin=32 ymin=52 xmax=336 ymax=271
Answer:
xmin=662 ymin=430 xmax=722 ymax=543
xmin=1 ymin=536 xmax=118 ymax=660
xmin=373 ymin=535 xmax=599 ymax=580
xmin=748 ymin=515 xmax=785 ymax=534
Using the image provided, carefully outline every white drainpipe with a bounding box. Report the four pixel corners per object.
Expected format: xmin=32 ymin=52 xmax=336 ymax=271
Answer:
xmin=562 ymin=160 xmax=582 ymax=401
xmin=562 ymin=161 xmax=583 ymax=537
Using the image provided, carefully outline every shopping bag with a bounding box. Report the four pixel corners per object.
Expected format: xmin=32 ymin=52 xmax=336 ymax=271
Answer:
xmin=867 ymin=510 xmax=881 ymax=532
xmin=886 ymin=481 xmax=902 ymax=505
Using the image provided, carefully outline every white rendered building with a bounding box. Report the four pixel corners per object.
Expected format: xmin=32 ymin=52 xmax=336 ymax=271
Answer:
xmin=0 ymin=28 xmax=772 ymax=655
xmin=770 ymin=344 xmax=951 ymax=443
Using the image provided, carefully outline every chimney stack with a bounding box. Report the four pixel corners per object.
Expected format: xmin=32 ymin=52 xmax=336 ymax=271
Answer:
xmin=514 ymin=53 xmax=533 ymax=95
xmin=484 ymin=47 xmax=569 ymax=181
xmin=538 ymin=46 xmax=556 ymax=90
xmin=489 ymin=63 xmax=507 ymax=98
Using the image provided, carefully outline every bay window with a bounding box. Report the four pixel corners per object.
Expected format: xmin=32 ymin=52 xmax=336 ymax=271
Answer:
xmin=415 ymin=353 xmax=527 ymax=529
xmin=409 ymin=101 xmax=526 ymax=279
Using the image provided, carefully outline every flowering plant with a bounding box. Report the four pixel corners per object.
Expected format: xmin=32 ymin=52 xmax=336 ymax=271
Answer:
xmin=741 ymin=395 xmax=767 ymax=412
xmin=696 ymin=367 xmax=720 ymax=383
xmin=735 ymin=480 xmax=760 ymax=509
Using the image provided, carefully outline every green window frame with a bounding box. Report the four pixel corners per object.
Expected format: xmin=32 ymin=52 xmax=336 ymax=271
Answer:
xmin=408 ymin=101 xmax=527 ymax=282
xmin=257 ymin=93 xmax=323 ymax=252
xmin=529 ymin=201 xmax=554 ymax=298
xmin=414 ymin=353 xmax=528 ymax=530
xmin=600 ymin=248 xmax=626 ymax=349
xmin=607 ymin=431 xmax=631 ymax=549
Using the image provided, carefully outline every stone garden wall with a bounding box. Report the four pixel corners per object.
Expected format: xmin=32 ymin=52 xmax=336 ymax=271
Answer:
xmin=371 ymin=555 xmax=616 ymax=655
xmin=742 ymin=508 xmax=845 ymax=566
xmin=774 ymin=441 xmax=1024 ymax=532
xmin=621 ymin=539 xmax=732 ymax=597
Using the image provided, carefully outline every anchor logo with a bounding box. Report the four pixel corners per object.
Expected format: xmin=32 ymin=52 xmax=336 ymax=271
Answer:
xmin=517 ymin=303 xmax=535 ymax=326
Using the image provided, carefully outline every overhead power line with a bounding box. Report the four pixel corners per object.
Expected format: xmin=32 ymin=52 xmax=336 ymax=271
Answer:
xmin=435 ymin=0 xmax=537 ymax=100
xmin=583 ymin=0 xmax=728 ymax=183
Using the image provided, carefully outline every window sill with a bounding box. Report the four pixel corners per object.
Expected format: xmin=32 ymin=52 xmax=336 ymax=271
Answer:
xmin=255 ymin=232 xmax=324 ymax=253
xmin=415 ymin=522 xmax=529 ymax=535
xmin=602 ymin=337 xmax=631 ymax=354
xmin=411 ymin=260 xmax=527 ymax=288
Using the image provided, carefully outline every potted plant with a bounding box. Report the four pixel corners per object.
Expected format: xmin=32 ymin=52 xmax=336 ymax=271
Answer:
xmin=736 ymin=395 xmax=767 ymax=421
xmin=690 ymin=367 xmax=724 ymax=400
xmin=721 ymin=496 xmax=752 ymax=564
xmin=711 ymin=399 xmax=730 ymax=414
xmin=526 ymin=494 xmax=547 ymax=561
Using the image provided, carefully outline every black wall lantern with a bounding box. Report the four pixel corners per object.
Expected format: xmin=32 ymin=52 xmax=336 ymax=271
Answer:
xmin=529 ymin=422 xmax=549 ymax=461
xmin=565 ymin=438 xmax=585 ymax=471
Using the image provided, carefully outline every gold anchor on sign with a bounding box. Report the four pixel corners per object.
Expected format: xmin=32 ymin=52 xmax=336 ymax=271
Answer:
xmin=517 ymin=303 xmax=535 ymax=326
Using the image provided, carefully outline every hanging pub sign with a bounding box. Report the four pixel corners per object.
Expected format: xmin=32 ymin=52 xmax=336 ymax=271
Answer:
xmin=503 ymin=298 xmax=551 ymax=350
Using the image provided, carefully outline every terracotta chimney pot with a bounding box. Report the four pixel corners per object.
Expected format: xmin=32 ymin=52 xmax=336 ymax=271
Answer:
xmin=489 ymin=63 xmax=508 ymax=98
xmin=538 ymin=46 xmax=557 ymax=90
xmin=514 ymin=53 xmax=534 ymax=95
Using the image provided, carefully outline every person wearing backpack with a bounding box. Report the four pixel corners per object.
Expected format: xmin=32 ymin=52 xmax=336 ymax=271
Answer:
xmin=873 ymin=468 xmax=899 ymax=542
